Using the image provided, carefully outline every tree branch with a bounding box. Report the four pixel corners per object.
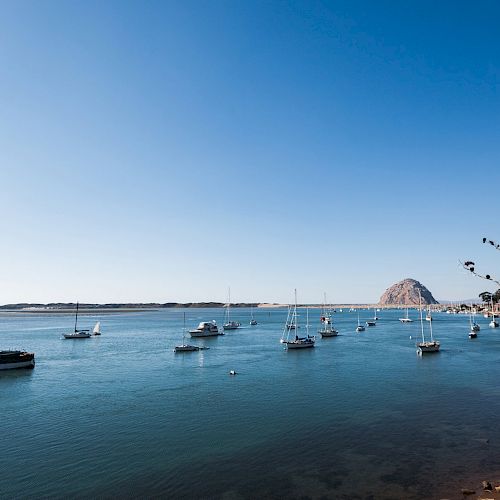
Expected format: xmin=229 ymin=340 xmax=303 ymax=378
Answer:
xmin=461 ymin=260 xmax=500 ymax=287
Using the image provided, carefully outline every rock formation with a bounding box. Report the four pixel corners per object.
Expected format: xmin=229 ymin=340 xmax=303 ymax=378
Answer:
xmin=379 ymin=278 xmax=439 ymax=305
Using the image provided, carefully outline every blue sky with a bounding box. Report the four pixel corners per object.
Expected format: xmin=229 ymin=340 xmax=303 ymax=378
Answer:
xmin=0 ymin=0 xmax=499 ymax=304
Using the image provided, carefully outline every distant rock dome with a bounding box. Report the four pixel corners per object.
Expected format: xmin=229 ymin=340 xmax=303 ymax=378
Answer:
xmin=379 ymin=278 xmax=439 ymax=305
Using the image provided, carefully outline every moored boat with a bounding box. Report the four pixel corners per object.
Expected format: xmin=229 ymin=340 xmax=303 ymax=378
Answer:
xmin=174 ymin=313 xmax=205 ymax=352
xmin=399 ymin=307 xmax=413 ymax=323
xmin=63 ymin=302 xmax=91 ymax=339
xmin=417 ymin=291 xmax=440 ymax=354
xmin=355 ymin=314 xmax=365 ymax=332
xmin=282 ymin=290 xmax=315 ymax=349
xmin=189 ymin=320 xmax=222 ymax=337
xmin=223 ymin=288 xmax=241 ymax=330
xmin=0 ymin=350 xmax=35 ymax=370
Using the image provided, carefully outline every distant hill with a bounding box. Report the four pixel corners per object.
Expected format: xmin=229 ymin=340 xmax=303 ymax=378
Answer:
xmin=379 ymin=279 xmax=439 ymax=305
xmin=0 ymin=302 xmax=260 ymax=310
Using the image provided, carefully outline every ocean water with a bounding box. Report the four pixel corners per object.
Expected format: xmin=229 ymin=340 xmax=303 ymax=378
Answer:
xmin=2 ymin=308 xmax=500 ymax=499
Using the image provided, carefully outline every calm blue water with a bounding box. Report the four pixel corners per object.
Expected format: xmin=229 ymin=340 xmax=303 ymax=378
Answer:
xmin=1 ymin=308 xmax=500 ymax=499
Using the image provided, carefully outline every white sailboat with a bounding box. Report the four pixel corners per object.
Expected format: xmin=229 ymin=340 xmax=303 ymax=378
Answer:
xmin=489 ymin=299 xmax=499 ymax=328
xmin=174 ymin=312 xmax=204 ymax=352
xmin=425 ymin=306 xmax=433 ymax=322
xmin=355 ymin=314 xmax=365 ymax=332
xmin=250 ymin=306 xmax=257 ymax=326
xmin=417 ymin=291 xmax=440 ymax=354
xmin=282 ymin=290 xmax=315 ymax=349
xmin=63 ymin=302 xmax=91 ymax=339
xmin=223 ymin=288 xmax=241 ymax=330
xmin=399 ymin=307 xmax=413 ymax=323
xmin=92 ymin=321 xmax=101 ymax=336
xmin=469 ymin=311 xmax=480 ymax=338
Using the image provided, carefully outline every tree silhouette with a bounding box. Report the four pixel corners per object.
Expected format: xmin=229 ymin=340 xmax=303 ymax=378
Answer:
xmin=462 ymin=237 xmax=500 ymax=286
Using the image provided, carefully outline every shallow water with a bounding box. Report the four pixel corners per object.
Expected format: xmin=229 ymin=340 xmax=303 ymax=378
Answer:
xmin=1 ymin=308 xmax=499 ymax=499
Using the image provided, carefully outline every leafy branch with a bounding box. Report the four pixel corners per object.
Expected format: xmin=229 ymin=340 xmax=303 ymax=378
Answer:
xmin=461 ymin=237 xmax=500 ymax=287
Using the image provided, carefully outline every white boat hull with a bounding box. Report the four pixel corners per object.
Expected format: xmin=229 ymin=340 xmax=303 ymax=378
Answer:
xmin=189 ymin=331 xmax=222 ymax=337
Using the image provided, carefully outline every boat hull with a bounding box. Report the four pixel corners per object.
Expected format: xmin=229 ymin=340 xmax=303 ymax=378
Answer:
xmin=63 ymin=333 xmax=91 ymax=339
xmin=285 ymin=341 xmax=315 ymax=349
xmin=0 ymin=351 xmax=35 ymax=370
xmin=189 ymin=331 xmax=222 ymax=337
xmin=417 ymin=342 xmax=440 ymax=353
xmin=319 ymin=330 xmax=338 ymax=337
xmin=174 ymin=345 xmax=200 ymax=352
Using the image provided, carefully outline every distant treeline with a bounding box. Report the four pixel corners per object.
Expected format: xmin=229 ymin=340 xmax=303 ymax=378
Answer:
xmin=0 ymin=302 xmax=260 ymax=310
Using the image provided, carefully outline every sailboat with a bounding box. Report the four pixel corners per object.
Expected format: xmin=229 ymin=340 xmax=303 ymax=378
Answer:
xmin=174 ymin=312 xmax=204 ymax=352
xmin=63 ymin=302 xmax=91 ymax=339
xmin=92 ymin=321 xmax=101 ymax=336
xmin=399 ymin=307 xmax=413 ymax=323
xmin=250 ymin=306 xmax=257 ymax=326
xmin=417 ymin=291 xmax=440 ymax=354
xmin=366 ymin=308 xmax=376 ymax=326
xmin=373 ymin=307 xmax=379 ymax=321
xmin=425 ymin=306 xmax=433 ymax=322
xmin=469 ymin=311 xmax=480 ymax=338
xmin=469 ymin=312 xmax=479 ymax=339
xmin=355 ymin=314 xmax=365 ymax=332
xmin=282 ymin=290 xmax=315 ymax=349
xmin=319 ymin=293 xmax=332 ymax=325
xmin=223 ymin=288 xmax=241 ymax=330
xmin=318 ymin=293 xmax=338 ymax=337
xmin=489 ymin=299 xmax=499 ymax=328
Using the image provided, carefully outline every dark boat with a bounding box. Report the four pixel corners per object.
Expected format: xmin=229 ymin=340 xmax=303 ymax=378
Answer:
xmin=0 ymin=350 xmax=35 ymax=370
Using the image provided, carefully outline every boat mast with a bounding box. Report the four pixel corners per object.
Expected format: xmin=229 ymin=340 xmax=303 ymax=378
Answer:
xmin=225 ymin=287 xmax=231 ymax=324
xmin=428 ymin=304 xmax=434 ymax=341
xmin=306 ymin=306 xmax=309 ymax=336
xmin=74 ymin=302 xmax=79 ymax=332
xmin=294 ymin=288 xmax=298 ymax=331
xmin=418 ymin=292 xmax=425 ymax=343
xmin=183 ymin=311 xmax=186 ymax=344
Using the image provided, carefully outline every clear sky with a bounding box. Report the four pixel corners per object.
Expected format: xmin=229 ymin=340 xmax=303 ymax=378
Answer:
xmin=0 ymin=0 xmax=499 ymax=304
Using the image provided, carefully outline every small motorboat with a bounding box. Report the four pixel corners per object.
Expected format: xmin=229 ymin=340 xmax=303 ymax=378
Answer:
xmin=365 ymin=321 xmax=376 ymax=327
